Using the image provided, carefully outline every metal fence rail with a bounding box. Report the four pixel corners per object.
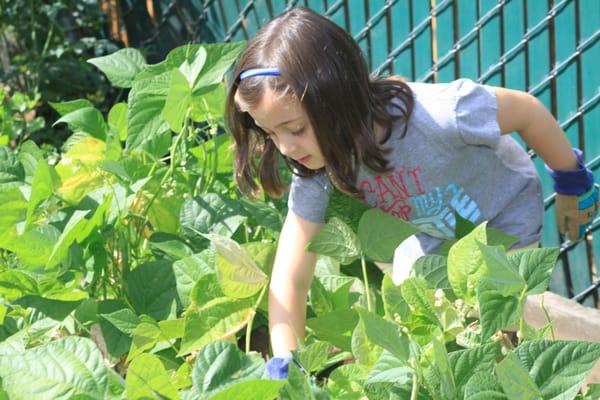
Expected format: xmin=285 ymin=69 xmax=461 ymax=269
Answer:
xmin=117 ymin=0 xmax=600 ymax=306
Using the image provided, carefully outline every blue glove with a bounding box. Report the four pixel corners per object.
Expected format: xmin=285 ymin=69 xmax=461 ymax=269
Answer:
xmin=546 ymin=148 xmax=599 ymax=241
xmin=266 ymin=354 xmax=310 ymax=380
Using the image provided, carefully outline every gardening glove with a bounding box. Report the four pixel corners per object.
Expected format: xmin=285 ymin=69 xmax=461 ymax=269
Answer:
xmin=265 ymin=354 xmax=307 ymax=380
xmin=546 ymin=148 xmax=599 ymax=241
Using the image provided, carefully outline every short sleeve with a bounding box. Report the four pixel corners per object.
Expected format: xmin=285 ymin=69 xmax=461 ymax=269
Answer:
xmin=287 ymin=172 xmax=332 ymax=223
xmin=455 ymin=79 xmax=501 ymax=148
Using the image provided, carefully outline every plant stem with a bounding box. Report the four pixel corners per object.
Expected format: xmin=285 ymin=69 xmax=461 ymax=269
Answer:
xmin=410 ymin=371 xmax=419 ymax=400
xmin=518 ymin=285 xmax=528 ymax=344
xmin=361 ymin=257 xmax=373 ymax=312
xmin=246 ymin=284 xmax=268 ymax=353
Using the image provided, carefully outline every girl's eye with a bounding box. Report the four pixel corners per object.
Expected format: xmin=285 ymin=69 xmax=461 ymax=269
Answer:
xmin=290 ymin=127 xmax=305 ymax=136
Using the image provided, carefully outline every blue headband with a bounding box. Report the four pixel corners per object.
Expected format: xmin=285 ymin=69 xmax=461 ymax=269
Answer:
xmin=239 ymin=67 xmax=281 ymax=80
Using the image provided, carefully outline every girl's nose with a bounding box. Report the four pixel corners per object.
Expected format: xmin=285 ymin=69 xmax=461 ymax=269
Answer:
xmin=277 ymin=133 xmax=297 ymax=157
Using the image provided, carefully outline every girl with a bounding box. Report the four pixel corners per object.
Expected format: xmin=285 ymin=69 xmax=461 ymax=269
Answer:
xmin=224 ymin=7 xmax=598 ymax=379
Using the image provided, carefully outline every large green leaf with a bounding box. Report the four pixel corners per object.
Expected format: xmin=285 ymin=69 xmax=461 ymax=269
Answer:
xmin=381 ymin=275 xmax=410 ymax=322
xmin=173 ymin=252 xmax=214 ymax=309
xmin=477 ymin=279 xmax=521 ymax=341
xmin=178 ymin=46 xmax=207 ymax=87
xmin=126 ymin=260 xmax=178 ymax=320
xmin=99 ymin=308 xmax=140 ymax=335
xmin=307 ymin=217 xmax=361 ymax=265
xmin=206 ymin=234 xmax=268 ymax=298
xmin=4 ymin=224 xmax=60 ymax=268
xmin=496 ymin=352 xmax=542 ymax=400
xmin=447 ymin=222 xmax=487 ymax=303
xmin=364 ymin=350 xmax=413 ymax=386
xmin=179 ymin=297 xmax=254 ymax=356
xmin=400 ymin=277 xmax=441 ymax=327
xmin=448 ymin=342 xmax=500 ymax=399
xmin=88 ymin=48 xmax=146 ymax=88
xmin=0 ymin=186 xmax=27 ymax=237
xmin=412 ymin=255 xmax=453 ymax=295
xmin=0 ymin=337 xmax=123 ymax=400
xmin=508 ymin=247 xmax=559 ymax=296
xmin=356 ymin=307 xmax=410 ymax=361
xmin=463 ymin=372 xmax=507 ymax=399
xmin=514 ymin=340 xmax=600 ymax=400
xmin=126 ymin=71 xmax=170 ymax=151
xmin=192 ymin=42 xmax=247 ymax=90
xmin=162 ymin=68 xmax=192 ymax=133
xmin=358 ymin=208 xmax=419 ymax=263
xmin=191 ymin=82 xmax=226 ymax=121
xmin=478 ymin=243 xmax=526 ymax=296
xmin=98 ymin=300 xmax=132 ymax=360
xmin=0 ymin=270 xmax=38 ymax=301
xmin=126 ymin=353 xmax=180 ymax=400
xmin=191 ymin=340 xmax=263 ymax=398
xmin=53 ymin=107 xmax=108 ymax=140
xmin=0 ymin=146 xmax=24 ymax=184
xmin=306 ymin=309 xmax=358 ymax=352
xmin=292 ymin=341 xmax=330 ymax=374
xmin=180 ymin=193 xmax=245 ymax=242
xmin=189 ymin=133 xmax=235 ymax=175
xmin=14 ymin=295 xmax=82 ymax=322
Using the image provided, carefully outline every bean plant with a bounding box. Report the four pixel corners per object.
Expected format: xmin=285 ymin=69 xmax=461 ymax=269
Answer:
xmin=0 ymin=43 xmax=599 ymax=400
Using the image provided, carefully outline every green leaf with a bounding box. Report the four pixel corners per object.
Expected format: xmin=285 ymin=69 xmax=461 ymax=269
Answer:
xmin=47 ymin=210 xmax=90 ymax=268
xmin=292 ymin=342 xmax=330 ymax=373
xmin=126 ymin=71 xmax=170 ymax=151
xmin=191 ymin=340 xmax=263 ymax=398
xmin=126 ymin=260 xmax=178 ymax=320
xmin=508 ymin=247 xmax=559 ymax=296
xmin=358 ymin=208 xmax=419 ymax=263
xmin=26 ymin=159 xmax=59 ymax=226
xmin=449 ymin=342 xmax=500 ymax=399
xmin=279 ymin=362 xmax=314 ymax=400
xmin=53 ymin=107 xmax=108 ymax=140
xmin=356 ymin=307 xmax=410 ymax=361
xmin=180 ymin=194 xmax=246 ymax=242
xmin=17 ymin=141 xmax=43 ymax=178
xmin=107 ymin=102 xmax=128 ymax=141
xmin=432 ymin=337 xmax=456 ymax=400
xmin=325 ymin=187 xmax=370 ymax=232
xmin=162 ymin=69 xmax=192 ymax=133
xmin=4 ymin=224 xmax=60 ymax=268
xmin=98 ymin=300 xmax=132 ymax=359
xmin=496 ymin=352 xmax=543 ymax=400
xmin=463 ymin=372 xmax=507 ymax=399
xmin=88 ymin=48 xmax=146 ymax=88
xmin=192 ymin=42 xmax=247 ymax=90
xmin=306 ymin=309 xmax=358 ymax=352
xmin=191 ymin=83 xmax=226 ymax=120
xmin=207 ymin=234 xmax=268 ymax=298
xmin=14 ymin=295 xmax=82 ymax=321
xmin=0 ymin=270 xmax=38 ymax=301
xmin=477 ymin=279 xmax=521 ymax=341
xmin=381 ymin=275 xmax=410 ymax=322
xmin=486 ymin=227 xmax=519 ymax=250
xmin=0 ymin=337 xmax=121 ymax=400
xmin=400 ymin=277 xmax=440 ymax=326
xmin=0 ymin=186 xmax=27 ymax=237
xmin=126 ymin=353 xmax=180 ymax=400
xmin=310 ymin=277 xmax=334 ymax=316
xmin=514 ymin=340 xmax=600 ymax=400
xmin=0 ymin=146 xmax=24 ymax=183
xmin=326 ymin=363 xmax=369 ymax=400
xmin=208 ymin=379 xmax=284 ymax=400
xmin=190 ymin=133 xmax=235 ymax=175
xmin=478 ymin=243 xmax=526 ymax=296
xmin=127 ymin=319 xmax=163 ymax=362
xmin=179 ymin=297 xmax=254 ymax=356
xmin=99 ymin=308 xmax=140 ymax=335
xmin=352 ymin=318 xmax=383 ymax=368
xmin=364 ymin=350 xmax=413 ymax=386
xmin=49 ymin=99 xmax=94 ymax=116
xmin=307 ymin=217 xmax=361 ymax=265
xmin=412 ymin=255 xmax=453 ymax=296
xmin=173 ymin=252 xmax=214 ymax=309
xmin=447 ymin=222 xmax=487 ymax=303
xmin=178 ymin=45 xmax=207 ymax=87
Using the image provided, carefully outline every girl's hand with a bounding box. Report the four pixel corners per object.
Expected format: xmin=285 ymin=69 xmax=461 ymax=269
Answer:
xmin=547 ymin=148 xmax=599 ymax=241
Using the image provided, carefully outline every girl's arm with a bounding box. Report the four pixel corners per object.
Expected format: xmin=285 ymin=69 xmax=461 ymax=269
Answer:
xmin=493 ymin=86 xmax=578 ymax=170
xmin=269 ymin=210 xmax=323 ymax=356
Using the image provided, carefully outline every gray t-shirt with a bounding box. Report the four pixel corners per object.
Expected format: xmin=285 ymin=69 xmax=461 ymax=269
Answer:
xmin=288 ymin=79 xmax=543 ymax=254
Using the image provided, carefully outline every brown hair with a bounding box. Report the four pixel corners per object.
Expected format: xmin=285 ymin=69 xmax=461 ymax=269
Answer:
xmin=225 ymin=7 xmax=414 ymax=198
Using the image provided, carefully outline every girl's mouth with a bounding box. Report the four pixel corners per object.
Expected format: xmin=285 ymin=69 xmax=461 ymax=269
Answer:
xmin=297 ymin=155 xmax=311 ymax=164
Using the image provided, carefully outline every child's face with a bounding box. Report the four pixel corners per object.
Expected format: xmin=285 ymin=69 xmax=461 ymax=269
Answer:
xmin=236 ymin=89 xmax=325 ymax=170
